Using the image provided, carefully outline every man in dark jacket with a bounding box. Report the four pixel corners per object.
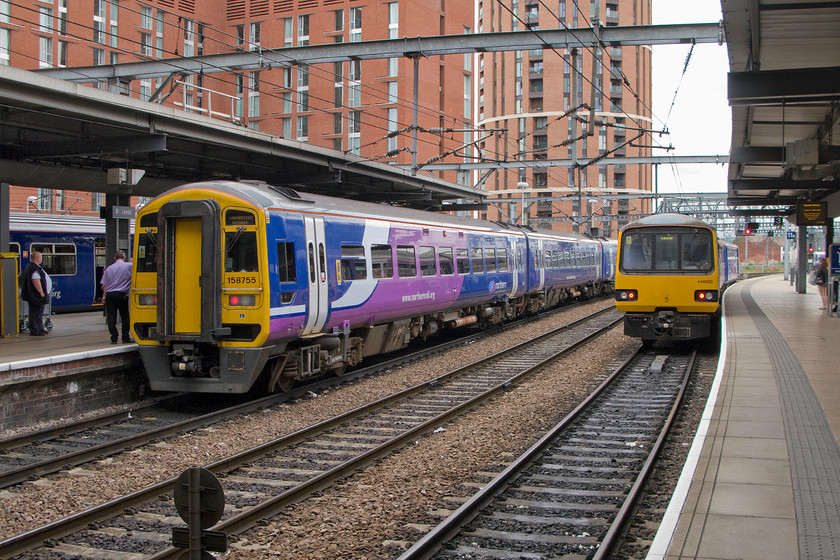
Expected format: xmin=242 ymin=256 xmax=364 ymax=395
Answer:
xmin=21 ymin=251 xmax=50 ymax=336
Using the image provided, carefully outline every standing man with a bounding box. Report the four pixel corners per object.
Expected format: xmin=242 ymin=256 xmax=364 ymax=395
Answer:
xmin=21 ymin=251 xmax=50 ymax=336
xmin=100 ymin=250 xmax=134 ymax=344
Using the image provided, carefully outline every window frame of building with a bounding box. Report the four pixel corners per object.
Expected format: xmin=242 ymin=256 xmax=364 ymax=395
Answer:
xmin=350 ymin=7 xmax=361 ymax=42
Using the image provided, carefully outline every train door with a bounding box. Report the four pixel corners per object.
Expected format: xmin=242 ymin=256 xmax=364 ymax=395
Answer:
xmin=94 ymin=238 xmax=106 ymax=304
xmin=302 ymin=216 xmax=328 ymax=335
xmin=173 ymin=218 xmax=203 ymax=334
xmin=537 ymin=238 xmax=545 ymax=290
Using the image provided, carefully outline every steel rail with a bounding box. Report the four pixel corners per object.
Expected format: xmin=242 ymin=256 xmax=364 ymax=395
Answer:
xmin=397 ymin=348 xmax=697 ymax=560
xmin=0 ymin=307 xmax=619 ymax=559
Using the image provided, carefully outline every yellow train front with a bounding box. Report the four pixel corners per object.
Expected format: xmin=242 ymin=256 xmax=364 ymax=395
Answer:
xmin=614 ymin=213 xmax=738 ymax=341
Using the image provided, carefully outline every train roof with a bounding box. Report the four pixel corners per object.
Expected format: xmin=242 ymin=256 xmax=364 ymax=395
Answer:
xmin=9 ymin=212 xmax=134 ymax=233
xmin=620 ymin=213 xmax=714 ymax=231
xmin=158 ymin=180 xmax=607 ymax=244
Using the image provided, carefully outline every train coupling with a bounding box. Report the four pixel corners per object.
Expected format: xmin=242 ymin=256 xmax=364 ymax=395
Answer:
xmin=651 ymin=310 xmax=677 ymax=335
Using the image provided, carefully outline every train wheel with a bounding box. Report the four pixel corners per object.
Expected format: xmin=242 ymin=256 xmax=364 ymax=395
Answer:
xmin=274 ymin=375 xmax=295 ymax=392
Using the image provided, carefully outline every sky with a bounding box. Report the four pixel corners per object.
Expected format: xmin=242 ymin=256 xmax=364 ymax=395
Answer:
xmin=650 ymin=0 xmax=730 ymax=194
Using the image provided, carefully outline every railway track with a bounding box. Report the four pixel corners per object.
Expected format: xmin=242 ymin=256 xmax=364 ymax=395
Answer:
xmin=0 ymin=300 xmax=603 ymax=492
xmin=0 ymin=307 xmax=622 ymax=559
xmin=396 ymin=346 xmax=697 ymax=560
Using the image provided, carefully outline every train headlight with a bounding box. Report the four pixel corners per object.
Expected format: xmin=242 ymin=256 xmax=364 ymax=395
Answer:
xmin=229 ymin=294 xmax=256 ymax=306
xmin=695 ymin=290 xmax=719 ymax=302
xmin=138 ymin=294 xmax=157 ymax=306
xmin=616 ymin=289 xmax=638 ymax=301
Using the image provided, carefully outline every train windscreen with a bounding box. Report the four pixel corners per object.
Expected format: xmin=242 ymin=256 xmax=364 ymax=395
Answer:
xmin=620 ymin=227 xmax=713 ymax=273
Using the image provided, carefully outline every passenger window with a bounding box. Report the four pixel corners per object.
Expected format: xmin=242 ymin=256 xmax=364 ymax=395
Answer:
xmin=397 ymin=245 xmax=417 ymax=277
xmin=224 ymin=229 xmax=259 ymax=272
xmin=471 ymin=247 xmax=484 ymax=274
xmin=340 ymin=245 xmax=367 ymax=281
xmin=371 ymin=244 xmax=393 ymax=278
xmin=419 ymin=246 xmax=436 ymax=276
xmin=439 ymin=247 xmax=454 ymax=275
xmin=544 ymin=250 xmax=551 ymax=268
xmin=32 ymin=243 xmax=76 ymax=275
xmin=277 ymin=242 xmax=296 ymax=283
xmin=136 ymin=233 xmax=158 ymax=273
xmin=486 ymin=248 xmax=497 ymax=273
xmin=498 ymin=248 xmax=508 ymax=272
xmin=456 ymin=249 xmax=470 ymax=274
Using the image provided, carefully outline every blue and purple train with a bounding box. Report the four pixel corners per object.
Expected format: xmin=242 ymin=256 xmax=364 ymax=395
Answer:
xmin=8 ymin=212 xmax=109 ymax=313
xmin=129 ymin=180 xmax=617 ymax=394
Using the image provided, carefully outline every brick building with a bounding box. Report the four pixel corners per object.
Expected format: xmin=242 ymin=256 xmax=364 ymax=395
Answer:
xmin=0 ymin=0 xmax=474 ymax=213
xmin=476 ymin=0 xmax=652 ymax=236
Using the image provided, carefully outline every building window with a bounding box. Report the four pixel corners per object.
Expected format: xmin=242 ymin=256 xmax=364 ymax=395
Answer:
xmin=0 ymin=0 xmax=10 ymax=24
xmin=387 ymin=107 xmax=398 ymax=153
xmin=298 ymin=14 xmax=309 ymax=46
xmin=249 ymin=21 xmax=260 ymax=51
xmin=350 ymin=7 xmax=361 ymax=42
xmin=57 ymin=0 xmax=67 ymax=35
xmin=93 ymin=0 xmax=106 ymax=44
xmin=183 ymin=19 xmax=194 ymax=57
xmin=334 ymin=9 xmax=343 ymax=31
xmin=155 ymin=10 xmax=164 ymax=57
xmin=297 ymin=64 xmax=309 ymax=111
xmin=248 ymin=71 xmax=260 ymax=118
xmin=283 ymin=18 xmax=292 ymax=47
xmin=141 ymin=33 xmax=152 ymax=56
xmin=109 ymin=0 xmax=118 ymax=48
xmin=388 ymin=81 xmax=397 ymax=104
xmin=333 ymin=113 xmax=342 ymax=134
xmin=464 ymin=74 xmax=471 ymax=119
xmin=39 ymin=37 xmax=53 ymax=68
xmin=39 ymin=6 xmax=53 ymax=33
xmin=348 ymin=110 xmax=360 ymax=154
xmin=141 ymin=5 xmax=152 ymax=29
xmin=140 ymin=78 xmax=152 ymax=100
xmin=296 ymin=115 xmax=308 ymax=140
xmin=348 ymin=60 xmax=361 ymax=108
xmin=0 ymin=30 xmax=10 ymax=66
xmin=334 ymin=62 xmax=343 ymax=108
xmin=281 ymin=117 xmax=291 ymax=138
xmin=234 ymin=73 xmax=243 ymax=117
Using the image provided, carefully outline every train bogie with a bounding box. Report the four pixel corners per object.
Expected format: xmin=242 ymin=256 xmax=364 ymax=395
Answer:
xmin=130 ymin=180 xmax=618 ymax=394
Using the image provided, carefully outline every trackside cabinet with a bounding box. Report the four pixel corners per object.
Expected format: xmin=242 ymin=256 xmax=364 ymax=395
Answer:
xmin=0 ymin=252 xmax=19 ymax=337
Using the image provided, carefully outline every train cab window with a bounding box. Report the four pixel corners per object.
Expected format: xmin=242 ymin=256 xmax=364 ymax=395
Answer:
xmin=439 ymin=247 xmax=454 ymax=275
xmin=341 ymin=245 xmax=367 ymax=281
xmin=371 ymin=244 xmax=393 ymax=279
xmin=456 ymin=249 xmax=470 ymax=274
xmin=419 ymin=246 xmax=436 ymax=277
xmin=277 ymin=242 xmax=296 ymax=283
xmin=139 ymin=212 xmax=158 ymax=228
xmin=32 ymin=243 xmax=76 ymax=275
xmin=486 ymin=248 xmax=497 ymax=273
xmin=498 ymin=248 xmax=509 ymax=272
xmin=682 ymin=235 xmax=712 ymax=271
xmin=471 ymin=248 xmax=484 ymax=274
xmin=136 ymin=233 xmax=158 ymax=273
xmin=397 ymin=245 xmax=417 ymax=277
xmin=224 ymin=229 xmax=258 ymax=272
xmin=621 ymin=228 xmax=713 ymax=273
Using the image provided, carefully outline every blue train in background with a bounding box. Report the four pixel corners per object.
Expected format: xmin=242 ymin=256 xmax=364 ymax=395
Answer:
xmin=8 ymin=212 xmax=114 ymax=313
xmin=130 ymin=180 xmax=618 ymax=394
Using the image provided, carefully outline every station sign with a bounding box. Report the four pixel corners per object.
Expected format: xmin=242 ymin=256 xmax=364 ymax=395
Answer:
xmin=796 ymin=202 xmax=827 ymax=226
xmin=99 ymin=205 xmax=136 ymax=219
xmin=787 ymin=231 xmax=796 ymax=240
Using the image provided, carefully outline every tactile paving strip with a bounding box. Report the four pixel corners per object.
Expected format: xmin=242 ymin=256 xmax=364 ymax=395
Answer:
xmin=743 ymin=285 xmax=840 ymax=559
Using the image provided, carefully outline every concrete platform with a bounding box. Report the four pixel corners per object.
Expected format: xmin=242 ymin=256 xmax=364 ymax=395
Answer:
xmin=648 ymin=274 xmax=840 ymax=560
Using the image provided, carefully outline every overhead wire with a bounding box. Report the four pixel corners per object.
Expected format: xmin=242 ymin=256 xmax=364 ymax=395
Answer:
xmin=5 ymin=0 xmax=464 ymax=159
